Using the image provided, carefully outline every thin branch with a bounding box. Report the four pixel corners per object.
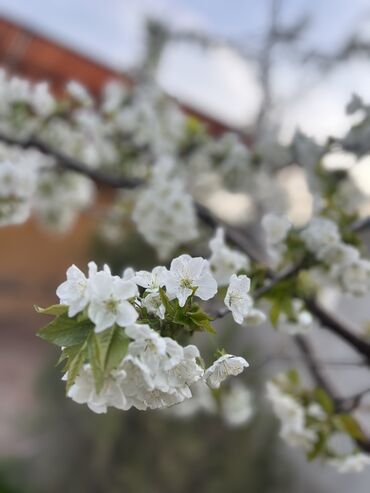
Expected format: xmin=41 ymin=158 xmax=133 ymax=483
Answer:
xmin=305 ymin=299 xmax=370 ymax=361
xmin=294 ymin=335 xmax=336 ymax=396
xmin=0 ymin=133 xmax=143 ymax=189
xmin=294 ymin=334 xmax=370 ymax=453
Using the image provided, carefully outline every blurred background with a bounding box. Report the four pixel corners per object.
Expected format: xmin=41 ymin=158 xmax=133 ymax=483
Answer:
xmin=1 ymin=1 xmax=370 ymax=492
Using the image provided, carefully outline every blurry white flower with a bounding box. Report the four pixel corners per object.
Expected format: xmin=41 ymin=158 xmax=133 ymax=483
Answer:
xmin=277 ymin=299 xmax=314 ymax=336
xmin=262 ymin=213 xmax=291 ymax=245
xmin=0 ymin=159 xmax=36 ymax=226
xmin=220 ymin=382 xmax=254 ymax=427
xmin=329 ymin=453 xmax=370 ymax=473
xmin=339 ymin=259 xmax=370 ymax=296
xmin=31 ymin=81 xmax=56 ymax=116
xmin=168 ymin=380 xmax=216 ymax=418
xmin=66 ymin=80 xmax=93 ymax=106
xmin=266 ymin=381 xmax=316 ymax=450
xmin=205 ymin=354 xmax=249 ymax=389
xmin=122 ymin=267 xmax=135 ymax=281
xmin=301 ymin=217 xmax=340 ymax=253
xmin=209 ymin=228 xmax=249 ymax=286
xmin=165 ymin=254 xmax=217 ymax=307
xmin=318 ymin=242 xmax=359 ymax=267
xmin=132 ymin=160 xmax=198 ymax=259
xmin=243 ymin=307 xmax=267 ymax=326
xmin=307 ymin=403 xmax=326 ymax=421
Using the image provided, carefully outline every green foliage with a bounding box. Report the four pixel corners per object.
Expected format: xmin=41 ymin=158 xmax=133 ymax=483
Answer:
xmin=36 ymin=306 xmax=130 ymax=393
xmin=313 ymin=388 xmax=334 ymax=415
xmin=334 ymin=414 xmax=365 ymax=441
xmin=159 ymin=288 xmax=216 ymax=335
xmin=34 ymin=304 xmax=69 ymax=316
xmin=37 ymin=313 xmax=94 ymax=347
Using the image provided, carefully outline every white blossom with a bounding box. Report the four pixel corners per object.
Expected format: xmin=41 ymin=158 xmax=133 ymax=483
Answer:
xmin=301 ymin=217 xmax=340 ymax=253
xmin=56 ymin=263 xmax=91 ymax=317
xmin=67 ymin=364 xmax=128 ymax=413
xmin=88 ymin=270 xmax=138 ymax=332
xmin=142 ymin=292 xmax=166 ymax=319
xmin=224 ymin=274 xmax=253 ymax=325
xmin=134 ymin=266 xmax=167 ymax=292
xmin=205 ymin=354 xmax=249 ymax=389
xmin=123 ymin=324 xmax=204 ymax=410
xmin=165 ymin=254 xmax=217 ymax=307
xmin=66 ymin=80 xmax=93 ymax=106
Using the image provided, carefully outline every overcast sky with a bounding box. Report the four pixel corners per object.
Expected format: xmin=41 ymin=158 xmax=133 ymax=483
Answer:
xmin=1 ymin=0 xmax=370 ymax=138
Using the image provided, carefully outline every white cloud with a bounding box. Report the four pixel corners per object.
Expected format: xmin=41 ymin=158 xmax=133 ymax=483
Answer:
xmin=157 ymin=42 xmax=261 ymax=127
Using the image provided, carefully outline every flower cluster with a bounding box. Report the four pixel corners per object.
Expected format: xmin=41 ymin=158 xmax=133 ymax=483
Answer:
xmin=0 ymin=159 xmax=37 ymax=226
xmin=301 ymin=217 xmax=370 ymax=296
xmin=68 ymin=324 xmax=204 ymax=412
xmin=38 ymin=254 xmax=251 ymax=414
xmin=266 ymin=371 xmax=370 ymax=473
xmin=132 ymin=159 xmax=198 ymax=259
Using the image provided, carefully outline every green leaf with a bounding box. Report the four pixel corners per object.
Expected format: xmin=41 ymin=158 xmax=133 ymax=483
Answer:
xmin=307 ymin=431 xmax=327 ymax=461
xmin=159 ymin=288 xmax=175 ymax=315
xmin=66 ymin=343 xmax=88 ymax=392
xmin=34 ymin=304 xmax=68 ymax=316
xmin=314 ymin=388 xmax=334 ymax=414
xmin=269 ymin=300 xmax=281 ymax=327
xmin=335 ymin=414 xmax=365 ymax=441
xmin=88 ymin=333 xmax=105 ymax=393
xmin=105 ymin=327 xmax=130 ymax=373
xmin=286 ymin=369 xmax=300 ymax=387
xmin=37 ymin=314 xmax=93 ymax=347
xmin=189 ymin=316 xmax=216 ymax=334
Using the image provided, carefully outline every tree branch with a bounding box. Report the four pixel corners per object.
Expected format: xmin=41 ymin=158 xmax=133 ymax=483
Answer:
xmin=0 ymin=133 xmax=143 ymax=189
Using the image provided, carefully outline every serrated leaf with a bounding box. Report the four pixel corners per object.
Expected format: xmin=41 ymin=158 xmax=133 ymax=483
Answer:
xmin=35 ymin=304 xmax=68 ymax=316
xmin=95 ymin=327 xmax=116 ymax=367
xmin=173 ymin=310 xmax=188 ymax=325
xmin=335 ymin=414 xmax=365 ymax=440
xmin=66 ymin=343 xmax=87 ymax=392
xmin=37 ymin=314 xmax=94 ymax=347
xmin=159 ymin=288 xmax=175 ymax=315
xmin=202 ymin=320 xmax=216 ymax=334
xmin=88 ymin=333 xmax=105 ymax=393
xmin=105 ymin=327 xmax=130 ymax=373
